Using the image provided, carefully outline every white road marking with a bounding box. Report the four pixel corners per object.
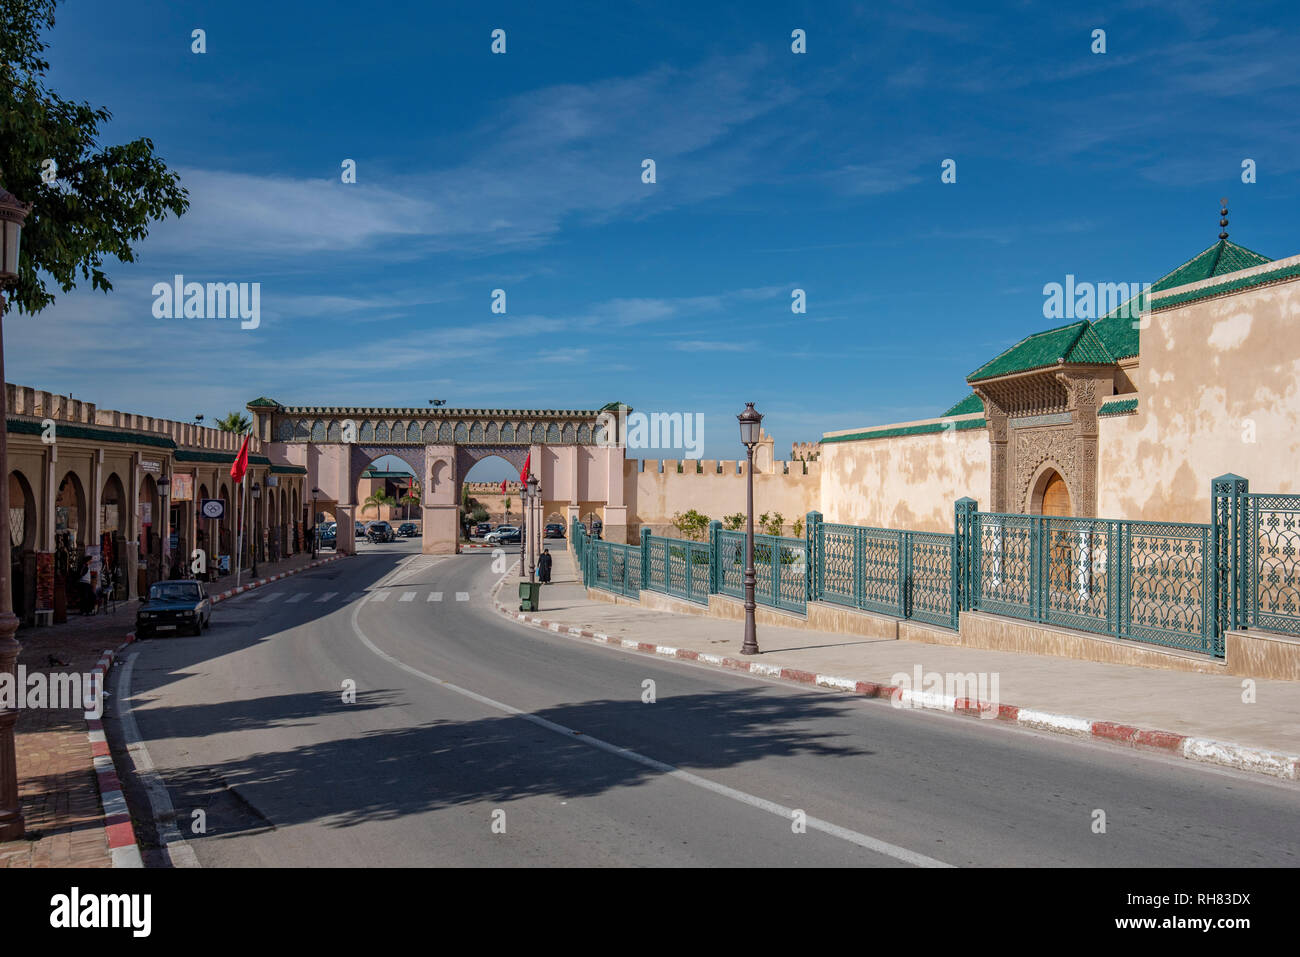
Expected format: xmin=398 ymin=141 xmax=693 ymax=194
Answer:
xmin=345 ymin=591 xmax=365 ymax=602
xmin=455 ymin=592 xmax=469 ymax=602
xmin=349 ymin=558 xmax=952 ymax=869
xmin=372 ymin=591 xmax=389 ymax=602
xmin=258 ymin=592 xmax=281 ymax=603
xmin=316 ymin=591 xmax=337 ymax=603
xmin=113 ymin=654 xmax=201 ymax=868
xmin=400 ymin=591 xmax=416 ymax=602
xmin=287 ymin=593 xmax=306 ymax=603
xmin=428 ymin=592 xmax=442 ymax=602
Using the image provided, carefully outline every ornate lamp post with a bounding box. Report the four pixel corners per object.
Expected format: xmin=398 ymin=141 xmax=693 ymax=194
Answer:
xmin=0 ymin=186 xmax=32 ymax=839
xmin=158 ymin=474 xmax=171 ymax=579
xmin=250 ymin=483 xmax=260 ymax=577
xmin=738 ymin=402 xmax=763 ymax=655
xmin=311 ymin=487 xmax=321 ymax=558
xmin=524 ymin=474 xmax=539 ymax=579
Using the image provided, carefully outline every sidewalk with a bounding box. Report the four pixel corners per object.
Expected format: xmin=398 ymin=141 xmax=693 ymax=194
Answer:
xmin=495 ymin=547 xmax=1300 ymax=781
xmin=0 ymin=547 xmax=341 ymax=868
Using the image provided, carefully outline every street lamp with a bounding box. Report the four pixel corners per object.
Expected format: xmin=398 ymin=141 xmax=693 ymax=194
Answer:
xmin=737 ymin=402 xmax=763 ymax=656
xmin=0 ymin=185 xmax=32 ymax=840
xmin=311 ymin=486 xmax=321 ymax=558
xmin=524 ymin=474 xmax=539 ymax=579
xmin=250 ymin=483 xmax=261 ymax=577
xmin=158 ymin=474 xmax=171 ymax=579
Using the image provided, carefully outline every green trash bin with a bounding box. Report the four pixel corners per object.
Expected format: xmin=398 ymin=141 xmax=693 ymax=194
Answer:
xmin=519 ymin=580 xmax=540 ymax=612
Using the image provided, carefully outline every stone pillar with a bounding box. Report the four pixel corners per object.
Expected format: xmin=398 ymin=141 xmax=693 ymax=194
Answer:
xmin=422 ymin=446 xmax=458 ymax=555
xmin=336 ymin=503 xmax=355 ymax=554
xmin=41 ymin=444 xmax=56 ymax=551
xmin=975 ymin=389 xmax=1009 ymax=513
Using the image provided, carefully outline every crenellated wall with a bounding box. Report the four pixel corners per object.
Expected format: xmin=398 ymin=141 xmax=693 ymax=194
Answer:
xmin=624 ymin=457 xmax=821 ymax=534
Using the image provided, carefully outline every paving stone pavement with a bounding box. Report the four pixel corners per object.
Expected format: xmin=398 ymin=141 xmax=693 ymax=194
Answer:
xmin=0 ymin=548 xmax=332 ymax=868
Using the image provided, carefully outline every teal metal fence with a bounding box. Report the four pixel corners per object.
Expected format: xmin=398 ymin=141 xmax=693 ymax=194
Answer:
xmin=585 ymin=537 xmax=640 ymax=599
xmin=716 ymin=529 xmax=808 ymax=613
xmin=1241 ymin=488 xmax=1300 ymax=636
xmin=575 ymin=477 xmax=1300 ymax=659
xmin=815 ymin=523 xmax=958 ymax=629
xmin=644 ymin=533 xmax=711 ymax=604
xmin=966 ymin=511 xmax=1215 ymax=654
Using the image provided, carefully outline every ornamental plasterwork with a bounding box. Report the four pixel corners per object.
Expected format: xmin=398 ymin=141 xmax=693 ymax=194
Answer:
xmin=1014 ymin=428 xmax=1078 ymax=510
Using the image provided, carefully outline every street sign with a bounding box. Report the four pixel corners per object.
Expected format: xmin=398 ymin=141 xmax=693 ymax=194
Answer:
xmin=201 ymin=498 xmax=226 ymax=520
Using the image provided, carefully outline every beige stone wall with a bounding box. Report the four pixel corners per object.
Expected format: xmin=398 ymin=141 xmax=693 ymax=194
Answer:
xmin=1098 ymin=270 xmax=1300 ymax=523
xmin=624 ymin=459 xmax=821 ymax=534
xmin=817 ymin=416 xmax=990 ymax=532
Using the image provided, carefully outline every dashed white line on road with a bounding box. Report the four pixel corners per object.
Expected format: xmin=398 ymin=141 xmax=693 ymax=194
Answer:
xmin=316 ymin=591 xmax=337 ymax=602
xmin=455 ymin=592 xmax=469 ymax=602
xmin=348 ymin=553 xmax=953 ymax=870
xmin=428 ymin=592 xmax=442 ymax=602
xmin=400 ymin=591 xmax=416 ymax=602
xmin=345 ymin=591 xmax=365 ymax=602
xmin=287 ymin=593 xmax=306 ymax=603
xmin=372 ymin=591 xmax=389 ymax=602
xmin=258 ymin=592 xmax=281 ymax=603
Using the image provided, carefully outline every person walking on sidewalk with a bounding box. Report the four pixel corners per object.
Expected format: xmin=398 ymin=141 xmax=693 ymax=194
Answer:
xmin=538 ymin=548 xmax=552 ymax=585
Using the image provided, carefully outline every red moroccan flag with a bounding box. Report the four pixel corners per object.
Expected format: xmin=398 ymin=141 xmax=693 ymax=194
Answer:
xmin=230 ymin=434 xmax=251 ymax=484
xmin=500 ymin=479 xmax=507 ymax=494
xmin=519 ymin=453 xmax=530 ymax=483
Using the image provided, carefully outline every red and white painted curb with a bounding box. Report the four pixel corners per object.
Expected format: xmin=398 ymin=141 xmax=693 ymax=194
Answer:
xmin=87 ymin=638 xmax=140 ymax=867
xmin=86 ymin=552 xmax=350 ymax=867
xmin=490 ymin=578 xmax=1300 ymax=784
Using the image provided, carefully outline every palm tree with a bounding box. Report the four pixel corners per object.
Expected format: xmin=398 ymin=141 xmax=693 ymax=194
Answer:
xmin=399 ymin=492 xmax=419 ymax=521
xmin=215 ymin=411 xmax=251 ymax=433
xmin=363 ymin=490 xmax=395 ymax=520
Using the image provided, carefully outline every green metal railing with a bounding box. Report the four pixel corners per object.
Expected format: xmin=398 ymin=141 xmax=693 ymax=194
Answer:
xmin=1236 ymin=485 xmax=1300 ymax=636
xmin=815 ymin=522 xmax=958 ymax=629
xmin=716 ymin=529 xmax=808 ymax=613
xmin=576 ymin=479 xmax=1300 ymax=658
xmin=644 ymin=533 xmax=711 ymax=605
xmin=966 ymin=511 xmax=1214 ymax=654
xmin=585 ymin=537 xmax=640 ymax=599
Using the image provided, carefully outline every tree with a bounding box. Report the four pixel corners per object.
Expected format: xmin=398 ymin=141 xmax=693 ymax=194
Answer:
xmin=760 ymin=512 xmax=785 ymax=536
xmin=399 ymin=492 xmax=419 ymax=521
xmin=1 ymin=0 xmax=189 ymax=315
xmin=722 ymin=513 xmax=745 ymax=530
xmin=671 ymin=509 xmax=710 ymax=541
xmin=215 ymin=411 xmax=251 ymax=433
xmin=363 ymin=490 xmax=395 ymax=519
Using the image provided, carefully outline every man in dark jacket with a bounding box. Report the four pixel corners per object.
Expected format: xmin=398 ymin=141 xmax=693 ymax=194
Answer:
xmin=537 ymin=549 xmax=552 ymax=584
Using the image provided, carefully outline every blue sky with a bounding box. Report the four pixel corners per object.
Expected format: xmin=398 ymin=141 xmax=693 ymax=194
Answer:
xmin=9 ymin=0 xmax=1300 ymax=470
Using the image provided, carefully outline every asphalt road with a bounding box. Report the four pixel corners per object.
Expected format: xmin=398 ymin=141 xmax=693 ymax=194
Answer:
xmin=113 ymin=539 xmax=1300 ymax=867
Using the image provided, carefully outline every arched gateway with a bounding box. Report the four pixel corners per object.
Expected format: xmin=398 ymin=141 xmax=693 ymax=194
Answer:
xmin=247 ymin=400 xmax=629 ymax=554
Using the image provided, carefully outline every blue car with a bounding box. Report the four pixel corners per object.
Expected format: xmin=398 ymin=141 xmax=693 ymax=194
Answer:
xmin=137 ymin=581 xmax=212 ymax=638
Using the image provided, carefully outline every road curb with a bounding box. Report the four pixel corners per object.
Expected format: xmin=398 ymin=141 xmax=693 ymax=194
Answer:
xmin=87 ymin=552 xmax=350 ymax=867
xmin=488 ymin=576 xmax=1300 ymax=784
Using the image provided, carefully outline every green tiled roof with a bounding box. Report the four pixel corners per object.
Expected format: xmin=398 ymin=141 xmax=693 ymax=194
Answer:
xmin=940 ymin=393 xmax=983 ymax=417
xmin=173 ymin=450 xmax=274 ymax=466
xmin=6 ymin=418 xmax=177 ymax=449
xmin=1152 ymin=258 xmax=1300 ymax=312
xmin=1098 ymin=397 xmax=1138 ymax=416
xmin=247 ymin=396 xmax=280 ymax=408
xmin=1092 ymin=239 xmax=1272 ymax=360
xmin=821 ymin=417 xmax=986 ymax=444
xmin=968 ymin=321 xmax=1114 ymax=382
xmin=270 ymin=464 xmax=307 ymax=474
xmin=975 ymin=239 xmax=1275 ymax=379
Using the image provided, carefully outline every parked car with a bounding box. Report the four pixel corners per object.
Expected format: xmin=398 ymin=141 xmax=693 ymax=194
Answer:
xmin=486 ymin=525 xmax=522 ymax=544
xmin=137 ymin=580 xmax=211 ymax=638
xmin=318 ymin=524 xmax=337 ymax=547
xmin=366 ymin=521 xmax=396 ymax=543
xmin=354 ymin=522 xmax=367 ymax=539
xmin=474 ymin=522 xmax=493 ymax=538
xmin=545 ymin=523 xmax=566 ymax=539
xmin=397 ymin=522 xmax=418 ymax=538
